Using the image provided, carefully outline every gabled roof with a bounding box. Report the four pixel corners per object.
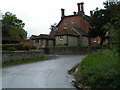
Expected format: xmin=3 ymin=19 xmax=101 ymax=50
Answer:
xmin=73 ymin=27 xmax=88 ymax=36
xmin=31 ymin=34 xmax=55 ymax=40
xmin=55 ymin=28 xmax=89 ymax=37
xmin=57 ymin=13 xmax=91 ymax=27
xmin=29 ymin=35 xmax=37 ymax=40
xmin=55 ymin=29 xmax=79 ymax=37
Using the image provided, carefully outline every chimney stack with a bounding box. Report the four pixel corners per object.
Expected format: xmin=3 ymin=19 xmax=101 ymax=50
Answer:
xmin=80 ymin=2 xmax=84 ymax=13
xmin=90 ymin=11 xmax=93 ymax=17
xmin=77 ymin=3 xmax=81 ymax=13
xmin=73 ymin=11 xmax=76 ymax=15
xmin=61 ymin=8 xmax=65 ymax=18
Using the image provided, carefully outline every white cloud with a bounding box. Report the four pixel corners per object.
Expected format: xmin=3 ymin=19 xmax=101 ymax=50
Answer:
xmin=0 ymin=0 xmax=106 ymax=37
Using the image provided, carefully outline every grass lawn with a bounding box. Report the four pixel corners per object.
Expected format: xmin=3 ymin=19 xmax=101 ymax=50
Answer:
xmin=70 ymin=49 xmax=120 ymax=88
xmin=2 ymin=57 xmax=50 ymax=67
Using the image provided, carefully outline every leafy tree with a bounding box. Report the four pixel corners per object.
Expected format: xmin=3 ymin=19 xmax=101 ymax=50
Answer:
xmin=89 ymin=8 xmax=111 ymax=45
xmin=105 ymin=1 xmax=120 ymax=55
xmin=2 ymin=12 xmax=27 ymax=39
xmin=89 ymin=1 xmax=120 ymax=54
xmin=89 ymin=1 xmax=120 ymax=45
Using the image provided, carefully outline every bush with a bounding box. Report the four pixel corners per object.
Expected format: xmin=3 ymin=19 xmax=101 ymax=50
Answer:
xmin=20 ymin=44 xmax=36 ymax=50
xmin=80 ymin=49 xmax=120 ymax=88
xmin=2 ymin=43 xmax=36 ymax=51
xmin=8 ymin=47 xmax=17 ymax=51
xmin=2 ymin=44 xmax=20 ymax=51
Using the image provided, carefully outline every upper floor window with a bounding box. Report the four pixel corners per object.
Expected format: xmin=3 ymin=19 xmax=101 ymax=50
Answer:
xmin=71 ymin=19 xmax=75 ymax=24
xmin=64 ymin=20 xmax=67 ymax=25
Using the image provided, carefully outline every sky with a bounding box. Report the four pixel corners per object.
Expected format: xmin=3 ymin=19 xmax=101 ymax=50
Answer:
xmin=0 ymin=0 xmax=106 ymax=38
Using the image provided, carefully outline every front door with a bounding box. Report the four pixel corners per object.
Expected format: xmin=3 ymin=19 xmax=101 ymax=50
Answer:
xmin=46 ymin=40 xmax=49 ymax=47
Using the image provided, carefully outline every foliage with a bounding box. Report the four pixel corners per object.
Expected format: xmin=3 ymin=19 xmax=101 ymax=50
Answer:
xmin=107 ymin=2 xmax=120 ymax=55
xmin=8 ymin=47 xmax=17 ymax=51
xmin=79 ymin=49 xmax=120 ymax=88
xmin=2 ymin=44 xmax=21 ymax=51
xmin=2 ymin=12 xmax=27 ymax=40
xmin=89 ymin=1 xmax=120 ymax=45
xmin=2 ymin=44 xmax=36 ymax=51
xmin=20 ymin=43 xmax=36 ymax=50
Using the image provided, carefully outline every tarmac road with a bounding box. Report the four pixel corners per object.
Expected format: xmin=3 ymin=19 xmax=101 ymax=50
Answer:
xmin=2 ymin=55 xmax=85 ymax=88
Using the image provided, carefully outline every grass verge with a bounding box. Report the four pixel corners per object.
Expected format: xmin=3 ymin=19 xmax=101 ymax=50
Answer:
xmin=2 ymin=57 xmax=49 ymax=67
xmin=70 ymin=49 xmax=120 ymax=88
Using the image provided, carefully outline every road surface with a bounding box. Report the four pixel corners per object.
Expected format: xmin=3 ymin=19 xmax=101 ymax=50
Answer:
xmin=2 ymin=55 xmax=85 ymax=88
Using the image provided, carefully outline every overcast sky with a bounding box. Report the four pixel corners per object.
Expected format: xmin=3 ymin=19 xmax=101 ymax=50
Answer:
xmin=0 ymin=0 xmax=106 ymax=38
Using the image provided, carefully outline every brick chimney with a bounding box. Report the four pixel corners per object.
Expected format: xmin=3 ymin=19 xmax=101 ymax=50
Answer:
xmin=73 ymin=11 xmax=76 ymax=15
xmin=90 ymin=11 xmax=93 ymax=17
xmin=77 ymin=3 xmax=81 ymax=13
xmin=80 ymin=2 xmax=84 ymax=13
xmin=61 ymin=8 xmax=65 ymax=18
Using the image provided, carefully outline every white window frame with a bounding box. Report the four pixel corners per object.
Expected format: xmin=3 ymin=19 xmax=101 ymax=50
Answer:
xmin=59 ymin=36 xmax=63 ymax=40
xmin=71 ymin=19 xmax=75 ymax=24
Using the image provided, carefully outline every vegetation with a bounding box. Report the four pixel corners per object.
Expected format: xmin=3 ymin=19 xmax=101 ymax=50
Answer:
xmin=71 ymin=49 xmax=120 ymax=88
xmin=80 ymin=50 xmax=120 ymax=88
xmin=2 ymin=12 xmax=27 ymax=40
xmin=2 ymin=57 xmax=49 ymax=67
xmin=69 ymin=1 xmax=120 ymax=88
xmin=2 ymin=43 xmax=36 ymax=51
xmin=89 ymin=1 xmax=120 ymax=45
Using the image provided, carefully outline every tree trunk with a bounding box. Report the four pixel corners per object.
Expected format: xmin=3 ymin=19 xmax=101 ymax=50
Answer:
xmin=100 ymin=37 xmax=106 ymax=45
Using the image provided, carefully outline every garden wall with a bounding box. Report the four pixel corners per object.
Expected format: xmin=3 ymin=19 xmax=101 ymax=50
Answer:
xmin=44 ymin=47 xmax=101 ymax=55
xmin=2 ymin=50 xmax=44 ymax=63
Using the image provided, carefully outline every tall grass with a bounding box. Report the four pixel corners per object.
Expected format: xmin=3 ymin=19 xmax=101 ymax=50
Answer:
xmin=80 ymin=49 xmax=120 ymax=88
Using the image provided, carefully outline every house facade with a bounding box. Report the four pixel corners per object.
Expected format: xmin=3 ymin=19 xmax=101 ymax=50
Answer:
xmin=55 ymin=29 xmax=79 ymax=46
xmin=30 ymin=34 xmax=55 ymax=49
xmin=52 ymin=2 xmax=91 ymax=46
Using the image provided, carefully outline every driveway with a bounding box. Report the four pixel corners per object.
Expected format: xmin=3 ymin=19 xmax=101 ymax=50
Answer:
xmin=2 ymin=55 xmax=85 ymax=88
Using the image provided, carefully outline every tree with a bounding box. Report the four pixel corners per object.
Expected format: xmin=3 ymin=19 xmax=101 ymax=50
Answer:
xmin=89 ymin=8 xmax=111 ymax=45
xmin=89 ymin=1 xmax=120 ymax=45
xmin=2 ymin=12 xmax=27 ymax=40
xmin=89 ymin=1 xmax=120 ymax=55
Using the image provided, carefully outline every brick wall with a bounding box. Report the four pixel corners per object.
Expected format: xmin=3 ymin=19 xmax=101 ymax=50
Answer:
xmin=58 ymin=15 xmax=90 ymax=33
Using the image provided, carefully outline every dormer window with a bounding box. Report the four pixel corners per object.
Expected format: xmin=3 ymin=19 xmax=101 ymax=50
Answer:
xmin=64 ymin=20 xmax=67 ymax=25
xmin=71 ymin=19 xmax=75 ymax=24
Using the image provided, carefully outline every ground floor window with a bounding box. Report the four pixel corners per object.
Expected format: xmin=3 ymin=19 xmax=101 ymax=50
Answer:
xmin=59 ymin=36 xmax=63 ymax=40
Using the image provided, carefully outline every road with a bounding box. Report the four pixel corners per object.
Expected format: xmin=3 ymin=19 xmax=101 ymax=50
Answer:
xmin=2 ymin=55 xmax=85 ymax=88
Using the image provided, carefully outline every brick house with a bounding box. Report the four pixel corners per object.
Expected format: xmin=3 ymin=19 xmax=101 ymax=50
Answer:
xmin=50 ymin=2 xmax=92 ymax=46
xmin=30 ymin=34 xmax=55 ymax=49
xmin=50 ymin=2 xmax=105 ymax=46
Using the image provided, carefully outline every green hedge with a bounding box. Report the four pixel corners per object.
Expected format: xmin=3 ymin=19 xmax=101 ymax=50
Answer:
xmin=80 ymin=49 xmax=120 ymax=88
xmin=2 ymin=44 xmax=36 ymax=51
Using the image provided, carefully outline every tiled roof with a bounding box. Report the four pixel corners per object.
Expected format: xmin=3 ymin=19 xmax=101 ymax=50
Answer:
xmin=55 ymin=29 xmax=79 ymax=37
xmin=31 ymin=34 xmax=55 ymax=40
xmin=74 ymin=27 xmax=88 ymax=36
xmin=57 ymin=13 xmax=91 ymax=27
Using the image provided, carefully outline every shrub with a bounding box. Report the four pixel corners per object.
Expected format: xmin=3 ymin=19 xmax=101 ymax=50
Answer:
xmin=2 ymin=44 xmax=20 ymax=51
xmin=20 ymin=44 xmax=36 ymax=50
xmin=8 ymin=47 xmax=17 ymax=51
xmin=2 ymin=43 xmax=36 ymax=51
xmin=80 ymin=49 xmax=120 ymax=88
